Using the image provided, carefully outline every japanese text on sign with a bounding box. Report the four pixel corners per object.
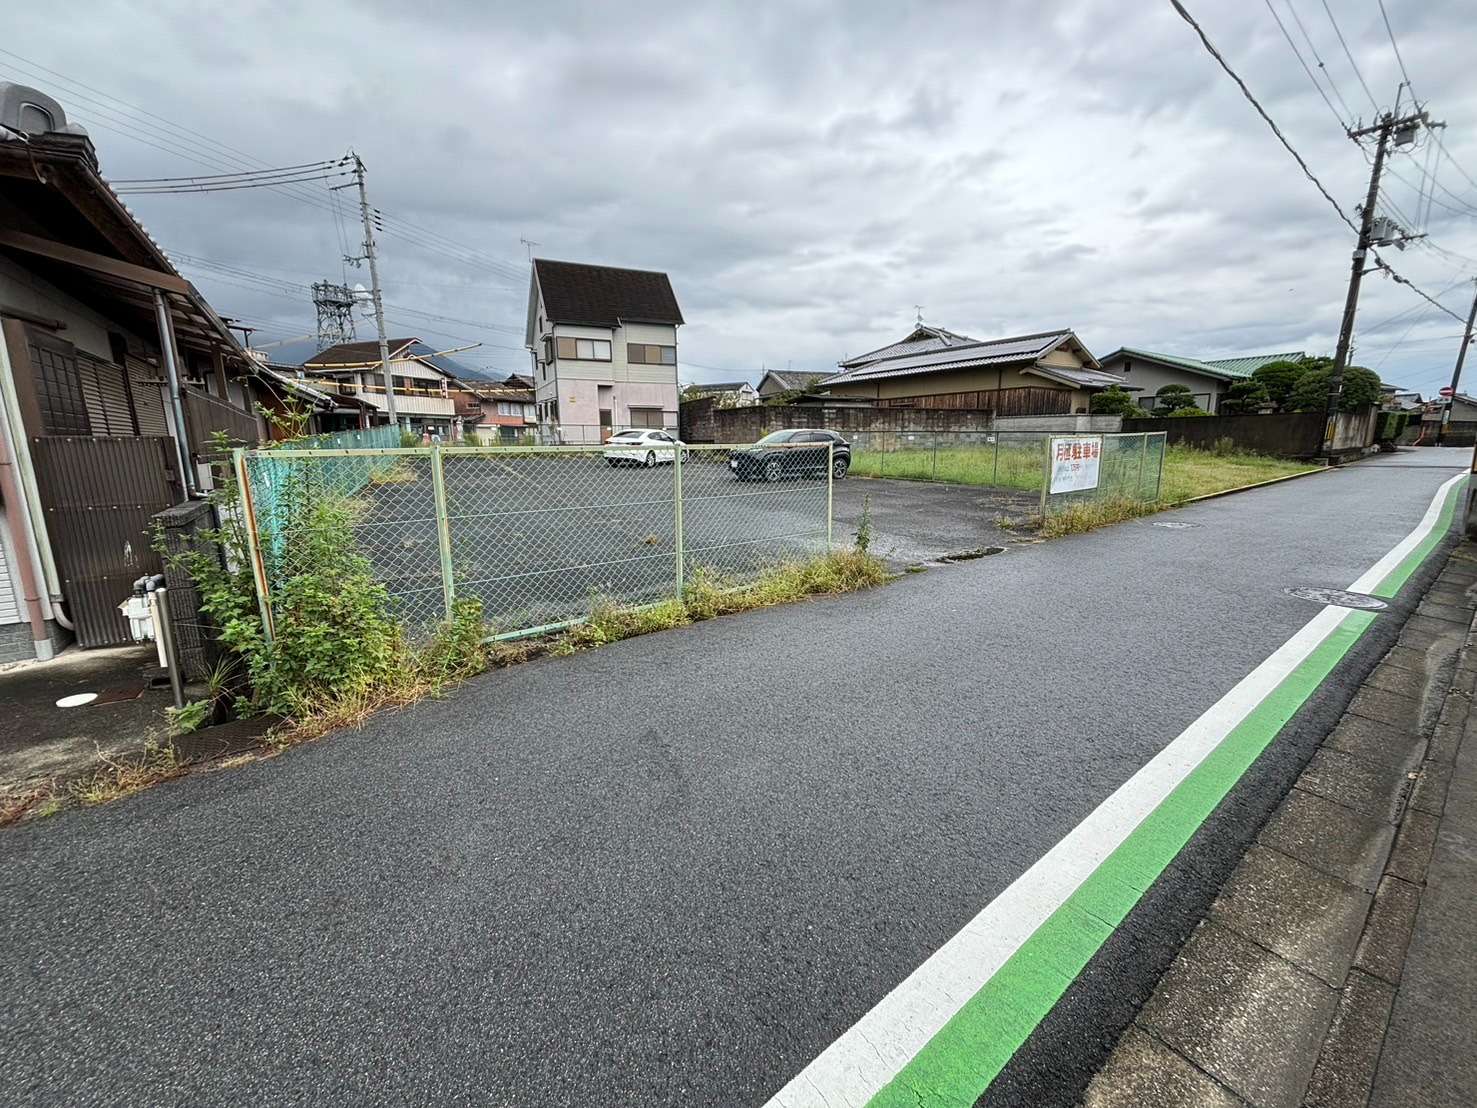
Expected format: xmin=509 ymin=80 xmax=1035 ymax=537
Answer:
xmin=1049 ymin=435 xmax=1102 ymax=494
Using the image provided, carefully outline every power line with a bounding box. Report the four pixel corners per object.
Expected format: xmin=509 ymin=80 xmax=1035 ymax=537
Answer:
xmin=109 ymin=160 xmax=340 ymax=185
xmin=1318 ymin=0 xmax=1380 ymax=113
xmin=1284 ymin=0 xmax=1357 ymax=121
xmin=1376 ymin=0 xmax=1415 ymax=98
xmin=1169 ymin=0 xmax=1358 ymax=235
xmin=1370 ymin=249 xmax=1470 ymax=323
xmin=1263 ymin=0 xmax=1347 ymax=130
xmin=113 ymin=170 xmax=352 ymax=195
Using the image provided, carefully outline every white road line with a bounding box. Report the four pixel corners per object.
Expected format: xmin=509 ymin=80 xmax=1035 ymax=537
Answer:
xmin=765 ymin=470 xmax=1466 ymax=1108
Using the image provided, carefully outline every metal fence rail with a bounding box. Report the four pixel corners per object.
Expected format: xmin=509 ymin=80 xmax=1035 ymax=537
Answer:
xmin=1040 ymin=431 xmax=1167 ymax=518
xmin=235 ymin=441 xmax=833 ymax=641
xmin=847 ymin=430 xmax=1055 ymax=491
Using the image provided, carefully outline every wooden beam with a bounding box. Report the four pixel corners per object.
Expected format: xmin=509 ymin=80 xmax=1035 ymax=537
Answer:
xmin=0 ymin=228 xmax=189 ymax=294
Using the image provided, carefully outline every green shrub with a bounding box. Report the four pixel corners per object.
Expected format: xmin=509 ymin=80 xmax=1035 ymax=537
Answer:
xmin=1219 ymin=378 xmax=1270 ymax=415
xmin=399 ymin=430 xmax=421 ymax=448
xmin=1091 ymin=385 xmax=1149 ymax=418
xmin=1290 ymin=364 xmax=1382 ymax=413
xmin=1166 ymin=406 xmax=1210 ymax=417
xmin=1154 ymin=383 xmax=1199 ymax=414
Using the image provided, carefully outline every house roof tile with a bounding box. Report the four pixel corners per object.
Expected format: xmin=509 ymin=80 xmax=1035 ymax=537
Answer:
xmin=533 ymin=258 xmax=683 ymax=327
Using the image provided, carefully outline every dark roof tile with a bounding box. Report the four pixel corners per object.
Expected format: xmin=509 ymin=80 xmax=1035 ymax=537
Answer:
xmin=534 ymin=258 xmax=683 ymax=327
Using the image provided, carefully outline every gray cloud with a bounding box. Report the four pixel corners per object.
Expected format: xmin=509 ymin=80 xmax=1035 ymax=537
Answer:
xmin=5 ymin=0 xmax=1475 ymax=393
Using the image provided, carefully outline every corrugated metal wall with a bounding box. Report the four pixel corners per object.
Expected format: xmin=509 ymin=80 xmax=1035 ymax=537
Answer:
xmin=30 ymin=436 xmax=181 ymax=646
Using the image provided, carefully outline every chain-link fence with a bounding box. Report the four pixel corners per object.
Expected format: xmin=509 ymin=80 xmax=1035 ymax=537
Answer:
xmin=1040 ymin=431 xmax=1166 ymax=519
xmin=843 ymin=428 xmax=1166 ymax=519
xmin=847 ymin=430 xmax=1054 ymax=492
xmin=235 ymin=441 xmax=833 ymax=641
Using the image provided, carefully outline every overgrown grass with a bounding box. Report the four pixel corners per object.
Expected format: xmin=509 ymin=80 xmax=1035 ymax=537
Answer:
xmin=851 ymin=441 xmax=1318 ymax=499
xmin=0 ymin=782 xmax=63 ymax=826
xmin=1155 ymin=444 xmax=1319 ymax=503
xmin=67 ymin=738 xmax=187 ymax=806
xmin=277 ymin=549 xmax=888 ymax=744
xmin=849 ymin=445 xmax=1045 ymax=490
xmin=1039 ymin=497 xmax=1158 ymax=538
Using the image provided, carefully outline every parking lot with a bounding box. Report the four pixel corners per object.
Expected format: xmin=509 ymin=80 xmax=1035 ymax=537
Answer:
xmin=284 ymin=448 xmax=833 ymax=634
xmin=832 ymin=475 xmax=1040 ymax=564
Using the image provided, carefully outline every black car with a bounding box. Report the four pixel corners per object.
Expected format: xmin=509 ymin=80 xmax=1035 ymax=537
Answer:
xmin=729 ymin=429 xmax=851 ymax=481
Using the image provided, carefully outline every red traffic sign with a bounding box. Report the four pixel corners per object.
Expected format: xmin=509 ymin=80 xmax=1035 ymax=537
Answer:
xmin=1440 ymin=386 xmax=1455 ymax=397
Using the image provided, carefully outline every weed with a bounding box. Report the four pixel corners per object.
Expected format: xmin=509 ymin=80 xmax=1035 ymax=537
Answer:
xmin=68 ymin=738 xmax=188 ymax=806
xmin=0 ymin=782 xmax=63 ymax=825
xmin=1038 ymin=497 xmax=1156 ymax=538
xmin=166 ymin=699 xmax=213 ymax=735
xmin=904 ymin=564 xmax=928 ymax=574
xmin=855 ymin=493 xmax=873 ymax=553
xmin=368 ymin=461 xmax=417 ymax=486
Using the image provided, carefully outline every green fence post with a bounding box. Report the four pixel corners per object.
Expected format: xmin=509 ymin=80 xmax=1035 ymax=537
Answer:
xmin=1154 ymin=432 xmax=1166 ymax=500
xmin=430 ymin=445 xmax=455 ymax=617
xmin=993 ymin=432 xmax=1000 ymax=487
xmin=233 ymin=446 xmax=275 ymax=647
xmin=931 ymin=432 xmax=939 ymax=481
xmin=673 ymin=444 xmax=685 ymax=597
xmin=1137 ymin=433 xmax=1148 ymax=502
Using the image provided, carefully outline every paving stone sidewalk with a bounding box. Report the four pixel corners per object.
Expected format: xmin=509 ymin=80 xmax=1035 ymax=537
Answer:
xmin=1084 ymin=543 xmax=1477 ymax=1108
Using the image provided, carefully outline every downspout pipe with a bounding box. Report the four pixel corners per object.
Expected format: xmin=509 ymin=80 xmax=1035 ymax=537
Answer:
xmin=0 ymin=322 xmax=69 ymax=630
xmin=0 ymin=393 xmax=55 ymax=661
xmin=153 ymin=288 xmax=197 ymax=498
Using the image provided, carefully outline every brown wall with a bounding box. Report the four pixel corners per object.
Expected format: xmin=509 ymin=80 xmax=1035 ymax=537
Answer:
xmin=1120 ymin=412 xmax=1334 ymax=458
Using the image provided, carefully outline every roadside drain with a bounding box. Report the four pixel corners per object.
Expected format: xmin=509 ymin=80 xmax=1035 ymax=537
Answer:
xmin=1284 ymin=586 xmax=1389 ymax=611
xmin=939 ymin=546 xmax=1006 ymax=563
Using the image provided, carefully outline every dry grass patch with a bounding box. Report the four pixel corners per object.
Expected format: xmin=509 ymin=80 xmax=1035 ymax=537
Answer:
xmin=67 ymin=738 xmax=188 ymax=806
xmin=0 ymin=781 xmax=64 ymax=826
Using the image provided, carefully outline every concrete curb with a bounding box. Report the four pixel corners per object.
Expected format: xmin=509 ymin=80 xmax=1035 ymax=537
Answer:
xmin=1171 ymin=464 xmax=1330 ymax=507
xmin=1084 ymin=542 xmax=1477 ymax=1108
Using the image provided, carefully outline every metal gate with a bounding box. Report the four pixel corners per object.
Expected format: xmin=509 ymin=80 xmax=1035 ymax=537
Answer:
xmin=30 ymin=435 xmax=182 ymax=646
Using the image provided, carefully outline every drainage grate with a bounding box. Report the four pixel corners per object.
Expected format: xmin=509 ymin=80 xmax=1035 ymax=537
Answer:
xmin=1284 ymin=586 xmax=1389 ymax=611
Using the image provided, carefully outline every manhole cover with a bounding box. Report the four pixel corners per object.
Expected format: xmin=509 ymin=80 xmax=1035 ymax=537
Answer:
xmin=1153 ymin=520 xmax=1200 ymax=530
xmin=1284 ymin=586 xmax=1389 ymax=611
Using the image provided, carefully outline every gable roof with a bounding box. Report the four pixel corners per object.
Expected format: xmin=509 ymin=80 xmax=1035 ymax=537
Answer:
xmin=307 ymin=337 xmax=419 ymax=366
xmin=758 ymin=369 xmax=829 ymax=391
xmin=1101 ymin=347 xmax=1305 ymax=382
xmin=840 ymin=324 xmax=981 ymax=370
xmin=824 ymin=329 xmax=1104 ymax=387
xmin=533 ymin=258 xmax=684 ymax=328
xmin=689 ymin=380 xmax=753 ymax=392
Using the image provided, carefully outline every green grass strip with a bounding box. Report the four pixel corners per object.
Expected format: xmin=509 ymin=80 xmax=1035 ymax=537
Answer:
xmin=867 ymin=608 xmax=1378 ymax=1107
xmin=1368 ymin=475 xmax=1467 ymax=598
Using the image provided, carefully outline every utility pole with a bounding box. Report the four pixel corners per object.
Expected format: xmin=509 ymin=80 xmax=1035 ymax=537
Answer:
xmin=1437 ymin=280 xmax=1477 ymax=446
xmin=1323 ymin=101 xmax=1427 ymax=456
xmin=350 ymin=153 xmax=398 ymax=427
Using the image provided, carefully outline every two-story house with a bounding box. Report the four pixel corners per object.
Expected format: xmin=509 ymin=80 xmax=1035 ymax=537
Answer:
xmin=303 ymin=337 xmax=458 ymax=437
xmin=525 ymin=259 xmax=683 ymax=443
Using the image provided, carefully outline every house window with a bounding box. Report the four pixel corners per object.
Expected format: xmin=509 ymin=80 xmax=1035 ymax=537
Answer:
xmin=629 ymin=407 xmax=665 ymax=428
xmin=28 ymin=341 xmax=91 ymax=435
xmin=542 ymin=337 xmax=553 ymax=364
xmin=555 ymin=337 xmax=611 ymax=361
xmin=628 ymin=343 xmax=677 ymax=365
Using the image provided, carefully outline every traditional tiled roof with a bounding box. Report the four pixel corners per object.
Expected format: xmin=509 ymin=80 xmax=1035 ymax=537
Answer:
xmin=758 ymin=370 xmax=829 ymax=391
xmin=840 ymin=325 xmax=981 ymax=369
xmin=824 ymin=329 xmax=1103 ymax=387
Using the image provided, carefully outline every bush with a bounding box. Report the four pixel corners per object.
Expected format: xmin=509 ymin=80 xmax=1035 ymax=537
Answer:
xmin=1251 ymin=359 xmax=1306 ymax=411
xmin=1218 ymin=378 xmax=1270 ymax=415
xmin=462 ymin=431 xmax=483 ymax=448
xmin=1166 ymin=406 xmax=1210 ymax=417
xmin=1091 ymin=385 xmax=1149 ymax=418
xmin=1154 ymin=383 xmax=1199 ymax=414
xmin=1289 ymin=364 xmax=1382 ymax=413
xmin=399 ymin=430 xmax=420 ymax=448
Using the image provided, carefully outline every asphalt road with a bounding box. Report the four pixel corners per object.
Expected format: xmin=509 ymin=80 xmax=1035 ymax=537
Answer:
xmin=1 ymin=448 xmax=1467 ymax=1106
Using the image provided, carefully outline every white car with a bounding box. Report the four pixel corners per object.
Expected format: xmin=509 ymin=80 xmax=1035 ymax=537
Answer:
xmin=602 ymin=428 xmax=687 ymax=467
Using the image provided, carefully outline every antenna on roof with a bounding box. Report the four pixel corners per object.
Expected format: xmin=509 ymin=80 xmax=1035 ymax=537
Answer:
xmin=914 ymin=304 xmax=924 ymax=326
xmin=519 ymin=236 xmax=541 ymax=261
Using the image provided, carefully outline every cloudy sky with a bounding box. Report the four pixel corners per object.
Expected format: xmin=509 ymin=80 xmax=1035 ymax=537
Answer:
xmin=7 ymin=1 xmax=1477 ymax=393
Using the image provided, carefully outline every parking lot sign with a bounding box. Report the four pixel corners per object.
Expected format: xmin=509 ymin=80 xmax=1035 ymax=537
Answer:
xmin=1049 ymin=435 xmax=1103 ymax=494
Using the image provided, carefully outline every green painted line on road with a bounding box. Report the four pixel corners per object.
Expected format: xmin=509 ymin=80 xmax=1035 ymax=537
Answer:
xmin=1369 ymin=474 xmax=1466 ymax=598
xmin=865 ymin=475 xmax=1470 ymax=1107
xmin=867 ymin=607 xmax=1378 ymax=1107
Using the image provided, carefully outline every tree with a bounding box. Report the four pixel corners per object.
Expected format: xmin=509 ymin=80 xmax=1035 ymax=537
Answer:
xmin=1251 ymin=359 xmax=1307 ymax=411
xmin=1289 ymin=364 xmax=1382 ymax=413
xmin=1154 ymin=383 xmax=1199 ymax=414
xmin=1218 ymin=378 xmax=1270 ymax=415
xmin=1166 ymin=406 xmax=1211 ymax=417
xmin=1090 ymin=385 xmax=1149 ymax=418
